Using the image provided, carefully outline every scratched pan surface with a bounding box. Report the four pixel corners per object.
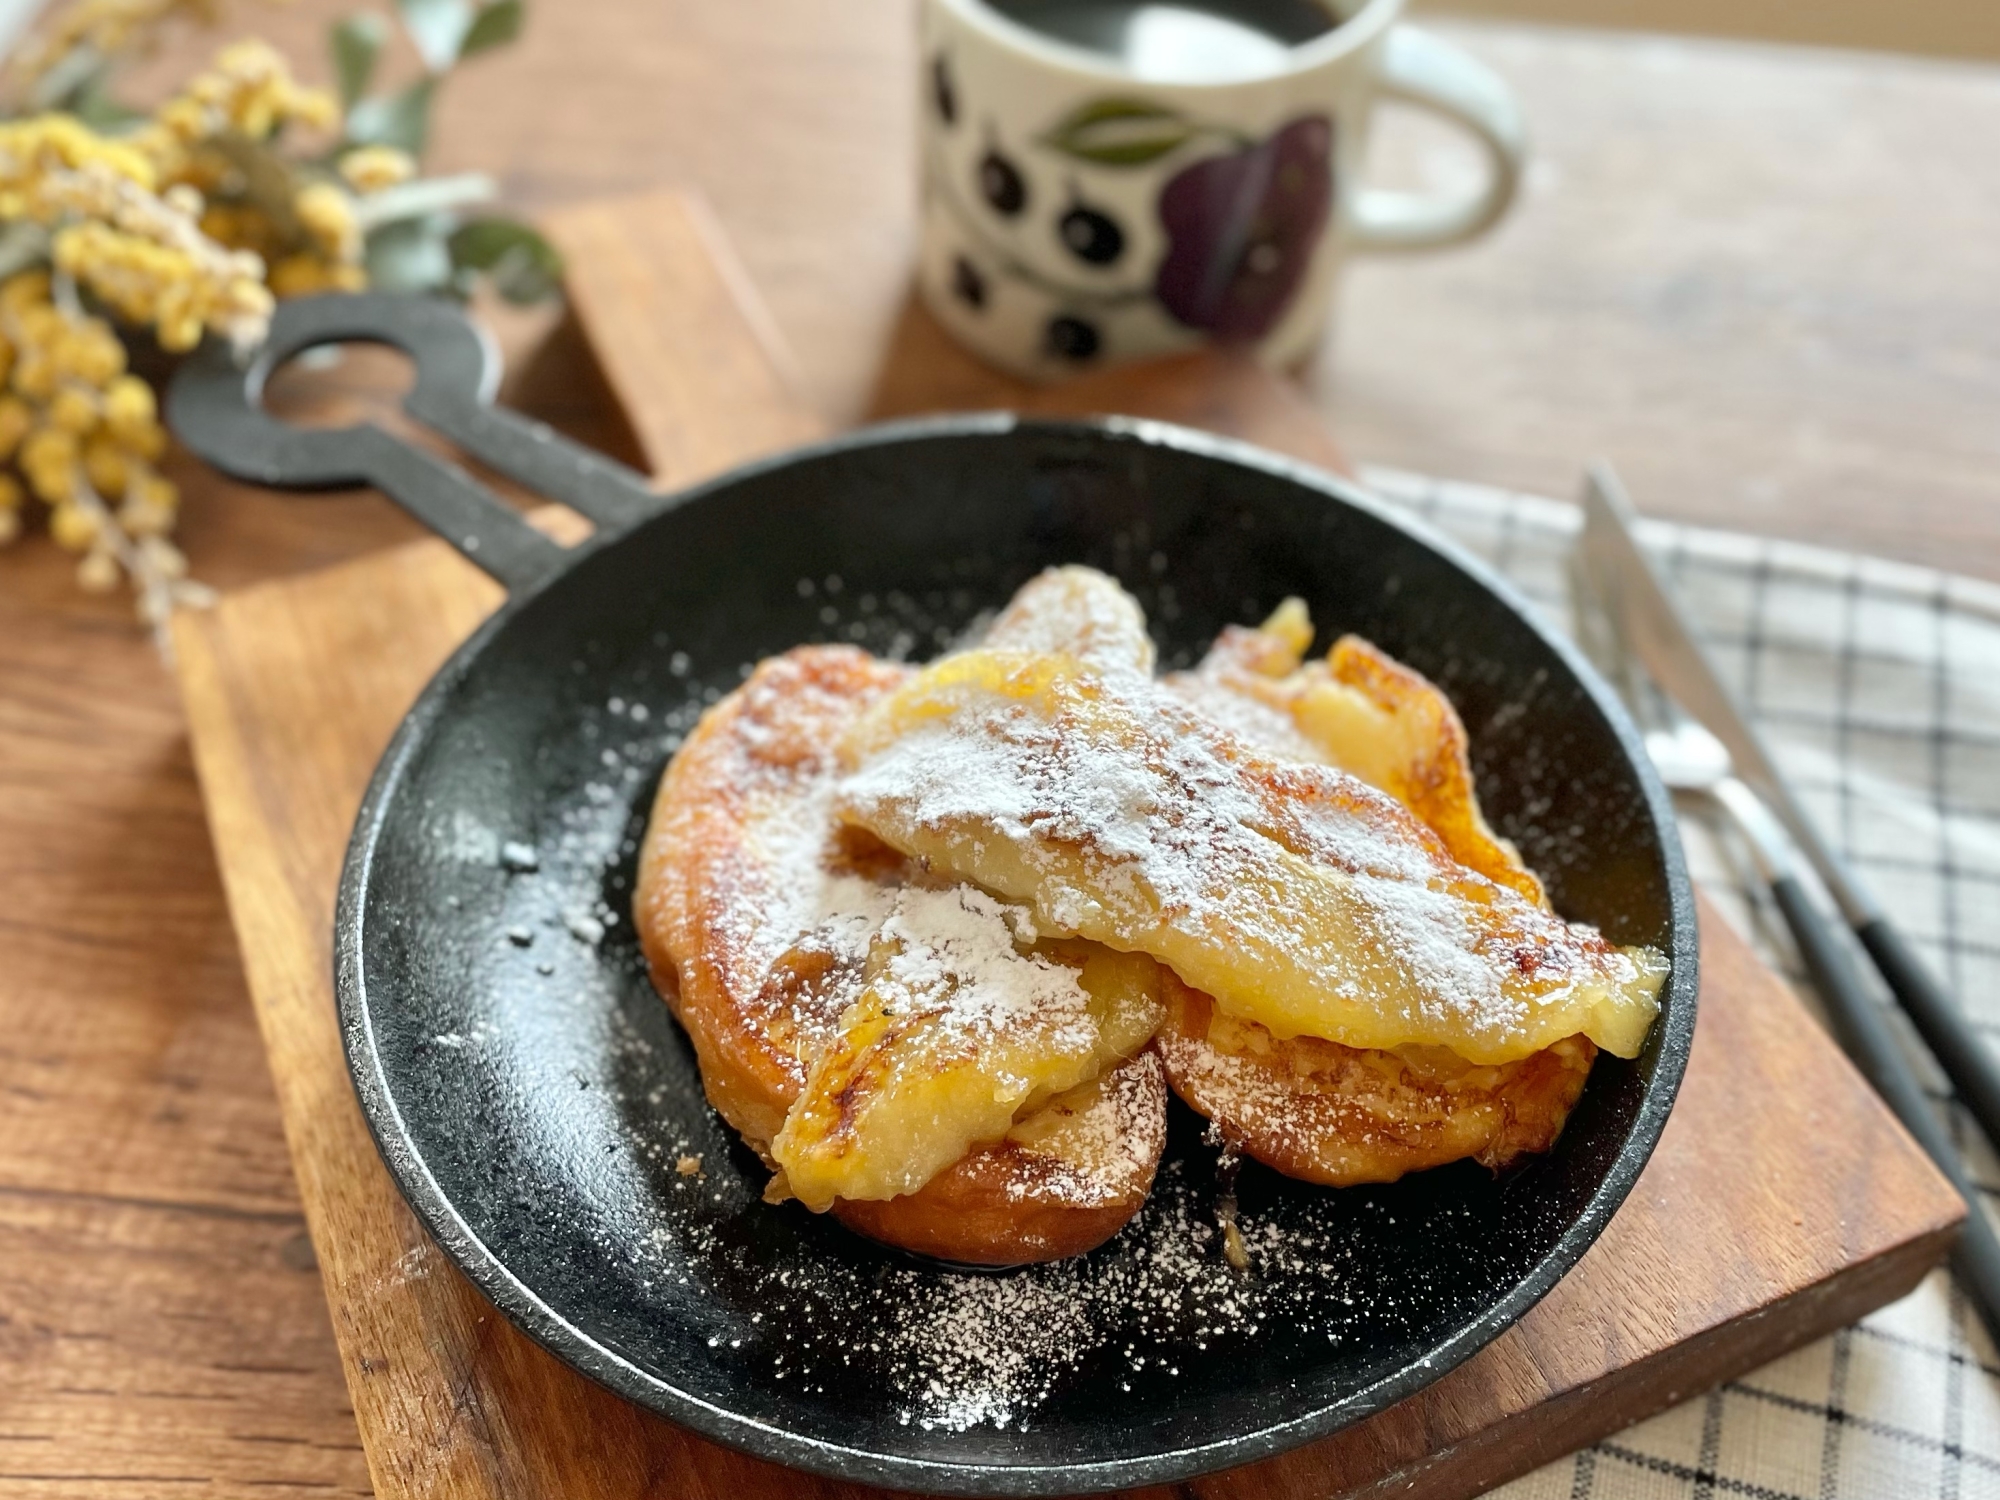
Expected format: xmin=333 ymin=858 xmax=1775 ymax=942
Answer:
xmin=170 ymin=296 xmax=1696 ymax=1497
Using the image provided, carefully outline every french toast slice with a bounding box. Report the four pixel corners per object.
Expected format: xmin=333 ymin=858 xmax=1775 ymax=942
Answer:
xmin=1159 ymin=599 xmax=1606 ymax=1180
xmin=635 ymin=643 xmax=1166 ymax=1264
xmin=1153 ymin=975 xmax=1594 ymax=1185
xmin=834 ymin=576 xmax=1658 ymax=1186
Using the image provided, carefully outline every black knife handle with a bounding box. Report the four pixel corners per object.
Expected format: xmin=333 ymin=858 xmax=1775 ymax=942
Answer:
xmin=1855 ymin=916 xmax=2000 ymax=1150
xmin=1772 ymin=876 xmax=2000 ymax=1340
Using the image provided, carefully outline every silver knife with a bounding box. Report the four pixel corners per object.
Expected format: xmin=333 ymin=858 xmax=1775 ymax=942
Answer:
xmin=1578 ymin=461 xmax=2000 ymax=1146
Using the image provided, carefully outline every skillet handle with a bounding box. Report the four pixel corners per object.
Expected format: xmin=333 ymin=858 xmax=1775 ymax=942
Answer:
xmin=166 ymin=294 xmax=660 ymax=595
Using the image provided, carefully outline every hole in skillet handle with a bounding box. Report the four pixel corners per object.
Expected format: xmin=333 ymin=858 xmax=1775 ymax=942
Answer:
xmin=264 ymin=342 xmax=418 ymax=431
xmin=165 ymin=292 xmax=661 ymax=596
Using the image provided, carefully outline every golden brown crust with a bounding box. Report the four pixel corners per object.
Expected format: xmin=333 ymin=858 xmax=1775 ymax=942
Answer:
xmin=637 ymin=645 xmax=909 ymax=1150
xmin=1154 ymin=975 xmax=1593 ymax=1186
xmin=634 ymin=644 xmax=1165 ymax=1264
xmin=831 ymin=1051 xmax=1167 ymax=1265
xmin=1322 ymin=636 xmax=1545 ymax=906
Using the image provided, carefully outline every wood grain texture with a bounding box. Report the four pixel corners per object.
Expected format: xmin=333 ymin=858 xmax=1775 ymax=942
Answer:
xmin=165 ymin=189 xmax=1961 ymax=1500
xmin=0 ymin=1195 xmax=368 ymax=1500
xmin=865 ymin=290 xmax=1353 ymax=474
xmin=0 ymin=550 xmax=373 ymax=1498
xmin=543 ymin=193 xmax=827 ymax=483
xmin=549 ymin=194 xmax=1351 ymax=486
xmin=1412 ymin=0 xmax=2000 ymax=66
xmin=0 ymin=214 xmax=642 ymax=1500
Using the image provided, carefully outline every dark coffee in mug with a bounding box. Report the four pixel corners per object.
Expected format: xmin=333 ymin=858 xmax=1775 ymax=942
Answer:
xmin=981 ymin=0 xmax=1343 ymax=83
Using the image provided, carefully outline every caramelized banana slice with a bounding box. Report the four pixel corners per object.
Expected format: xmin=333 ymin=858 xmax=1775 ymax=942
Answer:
xmin=984 ymin=564 xmax=1155 ymax=675
xmin=1158 ymin=600 xmax=1592 ymax=1180
xmin=638 ymin=644 xmax=912 ymax=1151
xmin=836 ymin=649 xmax=1666 ymax=1065
xmin=1172 ymin=600 xmax=1543 ymax=904
xmin=770 ymin=883 xmax=1163 ymax=1210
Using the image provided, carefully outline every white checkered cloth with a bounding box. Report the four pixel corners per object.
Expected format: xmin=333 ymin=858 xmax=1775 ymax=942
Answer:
xmin=1360 ymin=466 xmax=2000 ymax=1500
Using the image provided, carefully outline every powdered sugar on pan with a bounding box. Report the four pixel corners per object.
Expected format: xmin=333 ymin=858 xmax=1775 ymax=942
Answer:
xmin=620 ymin=1140 xmax=1432 ymax=1436
xmin=450 ymin=558 xmax=1575 ymax=1445
xmin=881 ymin=1183 xmax=1290 ymax=1430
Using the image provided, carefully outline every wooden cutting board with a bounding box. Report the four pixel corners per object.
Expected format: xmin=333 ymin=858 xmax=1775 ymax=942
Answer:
xmin=171 ymin=190 xmax=1963 ymax=1500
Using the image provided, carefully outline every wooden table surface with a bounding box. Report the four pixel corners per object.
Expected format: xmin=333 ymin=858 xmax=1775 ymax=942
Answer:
xmin=3 ymin=5 xmax=1997 ymax=1495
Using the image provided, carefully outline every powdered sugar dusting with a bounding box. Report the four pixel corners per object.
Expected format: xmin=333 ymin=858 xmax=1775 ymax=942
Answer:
xmin=1003 ymin=1051 xmax=1163 ymax=1207
xmin=836 ymin=656 xmax=1563 ymax=1053
xmin=983 ymin=565 xmax=1156 ymax=678
xmin=1168 ymin=672 xmax=1326 ymax=764
xmin=612 ymin=1124 xmax=1490 ymax=1436
xmin=862 ymin=882 xmax=1094 ymax=1044
xmin=730 ymin=781 xmax=1096 ymax=1064
xmin=653 ymin=645 xmax=1154 ymax=1210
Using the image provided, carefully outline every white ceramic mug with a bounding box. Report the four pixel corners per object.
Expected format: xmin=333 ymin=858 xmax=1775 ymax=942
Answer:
xmin=917 ymin=0 xmax=1524 ymax=380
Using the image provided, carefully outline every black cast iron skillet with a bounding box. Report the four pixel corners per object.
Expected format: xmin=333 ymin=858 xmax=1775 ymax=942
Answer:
xmin=170 ymin=294 xmax=1697 ymax=1496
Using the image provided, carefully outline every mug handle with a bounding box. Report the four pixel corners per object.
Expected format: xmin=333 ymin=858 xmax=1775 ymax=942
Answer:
xmin=1349 ymin=26 xmax=1525 ymax=253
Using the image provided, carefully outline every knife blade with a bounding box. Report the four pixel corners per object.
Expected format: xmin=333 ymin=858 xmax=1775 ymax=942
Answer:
xmin=1578 ymin=462 xmax=1879 ymax=927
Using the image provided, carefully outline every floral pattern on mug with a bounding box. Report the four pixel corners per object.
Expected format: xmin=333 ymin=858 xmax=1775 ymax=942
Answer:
xmin=1039 ymin=100 xmax=1334 ymax=343
xmin=1154 ymin=115 xmax=1333 ymax=341
xmin=919 ymin=0 xmax=1523 ymax=380
xmin=1039 ymin=96 xmax=1214 ymax=166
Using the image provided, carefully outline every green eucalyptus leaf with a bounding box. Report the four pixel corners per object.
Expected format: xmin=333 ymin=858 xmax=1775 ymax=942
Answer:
xmin=350 ymin=171 xmax=495 ymax=232
xmin=0 ymin=222 xmax=51 ymax=282
xmin=458 ymin=0 xmax=523 ymax=58
xmin=443 ymin=217 xmax=522 ymax=267
xmin=1057 ymin=98 xmax=1182 ymax=127
xmin=205 ymin=132 xmax=308 ymax=239
xmin=1041 ymin=97 xmax=1196 ymax=166
xmin=72 ymin=77 xmax=146 ymax=132
xmin=28 ymin=46 xmax=108 ymax=113
xmin=345 ymin=76 xmax=439 ymax=156
xmin=397 ymin=0 xmax=473 ymax=71
xmin=330 ymin=13 xmax=390 ymax=108
xmin=366 ymin=216 xmax=455 ymax=292
xmin=448 ymin=217 xmax=562 ymax=305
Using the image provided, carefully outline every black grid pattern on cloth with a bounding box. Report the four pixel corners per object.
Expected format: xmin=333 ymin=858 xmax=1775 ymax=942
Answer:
xmin=1357 ymin=466 xmax=2000 ymax=1500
